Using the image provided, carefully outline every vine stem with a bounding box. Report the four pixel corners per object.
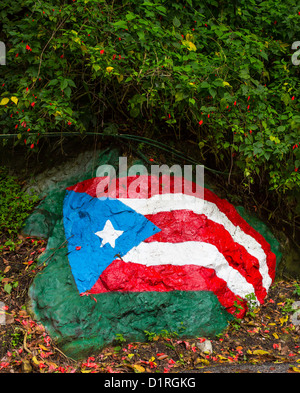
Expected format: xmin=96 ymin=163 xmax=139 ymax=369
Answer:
xmin=30 ymin=17 xmax=68 ymax=91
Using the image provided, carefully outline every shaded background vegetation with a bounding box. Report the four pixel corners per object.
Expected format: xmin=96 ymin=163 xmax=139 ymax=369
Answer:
xmin=0 ymin=0 xmax=300 ymax=250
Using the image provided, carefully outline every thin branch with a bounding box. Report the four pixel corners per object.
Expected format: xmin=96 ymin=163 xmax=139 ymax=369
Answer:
xmin=30 ymin=17 xmax=68 ymax=90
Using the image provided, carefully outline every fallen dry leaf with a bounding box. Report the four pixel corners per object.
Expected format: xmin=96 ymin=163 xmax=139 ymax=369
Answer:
xmin=48 ymin=361 xmax=58 ymax=369
xmin=5 ymin=314 xmax=15 ymax=324
xmin=39 ymin=344 xmax=50 ymax=351
xmin=279 ymin=316 xmax=288 ymax=326
xmin=22 ymin=359 xmax=32 ymax=373
xmin=133 ymin=364 xmax=145 ymax=373
xmin=31 ymin=356 xmax=40 ymax=365
xmin=1 ymin=277 xmax=12 ymax=284
xmin=217 ymin=354 xmax=228 ymax=361
xmin=252 ymin=350 xmax=270 ymax=356
xmin=195 ymin=358 xmax=210 ymax=366
xmin=291 ymin=367 xmax=300 ymax=373
xmin=280 ymin=345 xmax=291 ymax=356
xmin=157 ymin=354 xmax=168 ymax=360
xmin=3 ymin=266 xmax=11 ymax=273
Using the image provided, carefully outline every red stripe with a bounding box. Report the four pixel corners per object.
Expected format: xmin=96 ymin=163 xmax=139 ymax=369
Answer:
xmin=89 ymin=259 xmax=247 ymax=318
xmin=67 ymin=175 xmax=275 ymax=282
xmin=143 ymin=210 xmax=266 ymax=303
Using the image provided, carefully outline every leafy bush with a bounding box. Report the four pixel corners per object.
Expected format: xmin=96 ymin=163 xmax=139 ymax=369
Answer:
xmin=0 ymin=167 xmax=39 ymax=237
xmin=0 ymin=0 xmax=300 ymax=202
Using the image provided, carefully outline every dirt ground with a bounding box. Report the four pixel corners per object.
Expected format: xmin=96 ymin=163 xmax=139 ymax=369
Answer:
xmin=1 ymin=234 xmax=300 ymax=374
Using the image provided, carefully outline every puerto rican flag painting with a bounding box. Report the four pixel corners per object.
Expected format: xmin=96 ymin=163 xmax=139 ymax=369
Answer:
xmin=63 ymin=175 xmax=276 ymax=318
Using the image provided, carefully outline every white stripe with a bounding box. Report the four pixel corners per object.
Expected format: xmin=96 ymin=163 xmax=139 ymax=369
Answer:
xmin=119 ymin=194 xmax=272 ymax=292
xmin=122 ymin=241 xmax=257 ymax=301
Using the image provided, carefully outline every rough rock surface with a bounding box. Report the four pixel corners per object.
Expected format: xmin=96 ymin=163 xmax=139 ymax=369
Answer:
xmin=196 ymin=339 xmax=213 ymax=354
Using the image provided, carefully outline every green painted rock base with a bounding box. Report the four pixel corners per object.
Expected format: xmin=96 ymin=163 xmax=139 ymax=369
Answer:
xmin=28 ymin=215 xmax=232 ymax=360
xmin=30 ymin=279 xmax=231 ymax=360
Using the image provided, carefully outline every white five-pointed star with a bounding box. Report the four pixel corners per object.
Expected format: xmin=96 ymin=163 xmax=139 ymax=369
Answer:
xmin=95 ymin=220 xmax=124 ymax=248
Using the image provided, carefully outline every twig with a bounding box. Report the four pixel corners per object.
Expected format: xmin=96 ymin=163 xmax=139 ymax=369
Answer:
xmin=228 ymin=145 xmax=234 ymax=185
xmin=53 ymin=345 xmax=77 ymax=363
xmin=30 ymin=17 xmax=68 ymax=90
xmin=39 ymin=237 xmax=72 ymax=266
xmin=23 ymin=330 xmax=32 ymax=354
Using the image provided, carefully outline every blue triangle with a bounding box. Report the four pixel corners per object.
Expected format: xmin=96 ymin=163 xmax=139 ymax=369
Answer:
xmin=63 ymin=190 xmax=161 ymax=293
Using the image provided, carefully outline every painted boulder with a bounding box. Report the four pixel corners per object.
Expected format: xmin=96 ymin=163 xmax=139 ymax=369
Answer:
xmin=25 ymin=153 xmax=281 ymax=359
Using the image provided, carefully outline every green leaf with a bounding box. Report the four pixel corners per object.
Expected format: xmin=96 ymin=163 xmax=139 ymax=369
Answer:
xmin=65 ymin=107 xmax=73 ymax=116
xmin=277 ymin=126 xmax=285 ymax=132
xmin=48 ymin=79 xmax=58 ymax=86
xmin=64 ymin=87 xmax=72 ymax=98
xmin=262 ymin=121 xmax=267 ymax=129
xmin=239 ymin=68 xmax=250 ymax=80
xmin=173 ymin=16 xmax=181 ymax=27
xmin=281 ymin=93 xmax=290 ymax=106
xmin=4 ymin=283 xmax=12 ymax=294
xmin=67 ymin=79 xmax=76 ymax=88
xmin=60 ymin=79 xmax=68 ymax=90
xmin=156 ymin=6 xmax=167 ymax=15
xmin=92 ymin=64 xmax=101 ymax=72
xmin=103 ymin=123 xmax=118 ymax=135
xmin=260 ymin=51 xmax=268 ymax=61
xmin=137 ymin=31 xmax=145 ymax=41
xmin=200 ymin=81 xmax=210 ymax=89
xmin=113 ymin=20 xmax=128 ymax=30
xmin=220 ymin=98 xmax=228 ymax=110
xmin=126 ymin=12 xmax=136 ymax=21
xmin=208 ymin=88 xmax=216 ymax=99
xmin=130 ymin=107 xmax=140 ymax=118
xmin=175 ymin=91 xmax=184 ymax=102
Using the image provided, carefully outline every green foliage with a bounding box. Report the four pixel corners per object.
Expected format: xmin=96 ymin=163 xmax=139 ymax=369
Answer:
xmin=144 ymin=330 xmax=157 ymax=342
xmin=159 ymin=329 xmax=178 ymax=339
xmin=281 ymin=298 xmax=295 ymax=314
xmin=244 ymin=293 xmax=257 ymax=318
xmin=245 ymin=293 xmax=257 ymax=312
xmin=144 ymin=328 xmax=179 ymax=341
xmin=0 ymin=0 xmax=300 ymax=199
xmin=0 ymin=166 xmax=39 ymax=237
xmin=115 ymin=333 xmax=126 ymax=344
xmin=293 ymin=282 xmax=300 ymax=297
xmin=10 ymin=329 xmax=23 ymax=348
